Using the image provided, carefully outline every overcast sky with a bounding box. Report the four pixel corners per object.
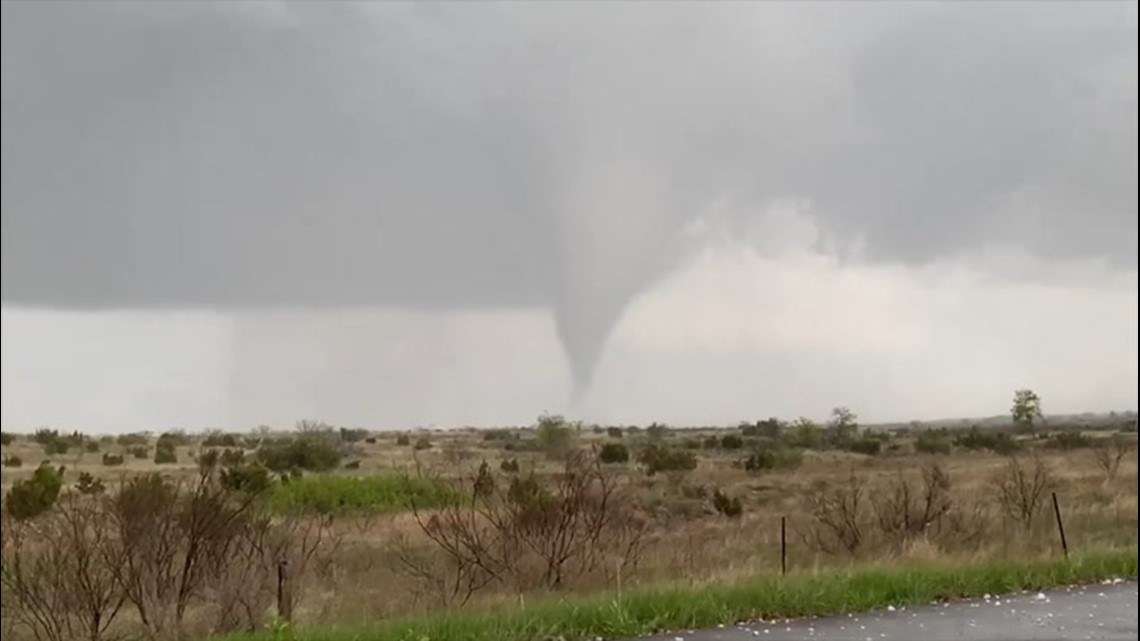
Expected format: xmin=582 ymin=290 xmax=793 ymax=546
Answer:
xmin=2 ymin=1 xmax=1136 ymax=432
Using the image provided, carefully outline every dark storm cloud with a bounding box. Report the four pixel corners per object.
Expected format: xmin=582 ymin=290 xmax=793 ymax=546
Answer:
xmin=2 ymin=1 xmax=1136 ymax=391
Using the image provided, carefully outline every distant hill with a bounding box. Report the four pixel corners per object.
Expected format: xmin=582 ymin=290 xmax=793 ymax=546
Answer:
xmin=870 ymin=410 xmax=1138 ymax=431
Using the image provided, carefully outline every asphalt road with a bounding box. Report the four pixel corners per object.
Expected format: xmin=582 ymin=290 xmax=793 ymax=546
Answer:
xmin=631 ymin=580 xmax=1138 ymax=641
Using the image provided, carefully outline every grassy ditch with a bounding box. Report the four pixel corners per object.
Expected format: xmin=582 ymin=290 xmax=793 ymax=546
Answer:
xmin=225 ymin=547 xmax=1137 ymax=641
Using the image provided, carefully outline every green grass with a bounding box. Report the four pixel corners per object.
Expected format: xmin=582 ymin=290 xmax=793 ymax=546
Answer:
xmin=222 ymin=547 xmax=1137 ymax=641
xmin=265 ymin=474 xmax=458 ymax=516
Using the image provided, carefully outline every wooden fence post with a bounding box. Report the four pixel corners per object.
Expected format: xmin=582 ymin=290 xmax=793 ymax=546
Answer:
xmin=780 ymin=516 xmax=787 ymax=576
xmin=277 ymin=559 xmax=293 ymax=622
xmin=1051 ymin=492 xmax=1069 ymax=558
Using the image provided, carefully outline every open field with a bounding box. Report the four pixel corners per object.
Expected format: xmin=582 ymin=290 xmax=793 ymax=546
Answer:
xmin=1 ymin=409 xmax=1137 ymax=641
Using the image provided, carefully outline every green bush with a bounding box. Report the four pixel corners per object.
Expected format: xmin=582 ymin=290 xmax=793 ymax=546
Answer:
xmin=0 ymin=431 xmax=14 ymax=446
xmin=787 ymin=418 xmax=823 ymax=450
xmin=683 ymin=438 xmax=702 ymax=449
xmin=915 ymin=429 xmax=953 ymax=455
xmin=645 ymin=423 xmax=669 ymax=439
xmin=202 ymin=431 xmax=239 ymax=447
xmin=535 ymin=413 xmax=575 ymax=457
xmin=128 ymin=446 xmax=149 ymax=459
xmin=702 ymin=435 xmax=720 ymax=449
xmin=742 ymin=418 xmax=784 ymax=439
xmin=500 ymin=458 xmax=520 ymax=473
xmin=219 ymin=461 xmax=274 ymax=495
xmin=413 ymin=437 xmax=433 ymax=451
xmin=482 ymin=429 xmax=515 ymax=442
xmin=396 ymin=434 xmax=411 ymax=446
xmin=42 ymin=438 xmax=70 ymax=456
xmin=75 ymin=472 xmax=105 ymax=495
xmin=340 ymin=427 xmax=370 ymax=443
xmin=847 ymin=436 xmax=883 ymax=456
xmin=720 ymin=434 xmax=745 ymax=450
xmin=712 ymin=489 xmax=743 ymax=518
xmin=638 ymin=443 xmax=697 ymax=476
xmin=344 ymin=460 xmax=362 ymax=469
xmin=101 ymin=453 xmax=124 ymax=466
xmin=606 ymin=426 xmax=624 ymax=439
xmin=1047 ymin=431 xmax=1094 ymax=450
xmin=256 ymin=434 xmax=343 ymax=472
xmin=84 ymin=440 xmax=100 ymax=453
xmin=473 ymin=461 xmax=496 ymax=499
xmin=32 ymin=428 xmax=59 ymax=445
xmin=216 ymin=448 xmax=246 ymax=467
xmin=954 ymin=426 xmax=1021 ymax=455
xmin=5 ymin=463 xmax=65 ymax=519
xmin=116 ymin=432 xmax=149 ymax=446
xmin=266 ymin=474 xmax=456 ymax=516
xmin=154 ymin=442 xmax=178 ymax=465
xmin=3 ymin=455 xmax=22 ymax=468
xmin=157 ymin=430 xmax=190 ymax=447
xmin=598 ymin=442 xmax=630 ymax=464
xmin=742 ymin=446 xmax=804 ymax=472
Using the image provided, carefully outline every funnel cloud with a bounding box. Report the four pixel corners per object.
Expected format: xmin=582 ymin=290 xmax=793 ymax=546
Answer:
xmin=2 ymin=1 xmax=1137 ymax=418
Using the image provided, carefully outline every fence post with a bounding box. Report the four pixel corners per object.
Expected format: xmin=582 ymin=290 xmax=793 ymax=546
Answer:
xmin=277 ymin=559 xmax=293 ymax=622
xmin=1051 ymin=492 xmax=1069 ymax=559
xmin=780 ymin=516 xmax=787 ymax=576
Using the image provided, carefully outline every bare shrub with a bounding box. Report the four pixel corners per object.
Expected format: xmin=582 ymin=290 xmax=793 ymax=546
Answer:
xmin=1 ymin=494 xmax=125 ymax=641
xmin=871 ymin=464 xmax=952 ymax=548
xmin=803 ymin=472 xmax=866 ymax=555
xmin=1092 ymin=435 xmax=1136 ymax=481
xmin=995 ymin=452 xmax=1055 ymax=528
xmin=207 ymin=513 xmax=339 ymax=633
xmin=407 ymin=450 xmax=647 ymax=601
xmin=103 ymin=458 xmax=268 ymax=637
xmin=937 ymin=500 xmax=992 ymax=550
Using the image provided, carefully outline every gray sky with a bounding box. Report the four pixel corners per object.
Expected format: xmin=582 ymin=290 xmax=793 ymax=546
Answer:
xmin=1 ymin=1 xmax=1136 ymax=432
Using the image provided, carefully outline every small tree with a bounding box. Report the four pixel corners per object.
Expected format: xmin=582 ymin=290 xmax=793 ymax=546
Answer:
xmin=1092 ymin=435 xmax=1135 ymax=481
xmin=535 ymin=413 xmax=575 ymax=458
xmin=871 ymin=465 xmax=952 ymax=548
xmin=827 ymin=407 xmax=859 ymax=448
xmin=803 ymin=473 xmax=865 ymax=555
xmin=996 ymin=452 xmax=1054 ymax=528
xmin=787 ymin=417 xmax=823 ymax=450
xmin=1011 ymin=389 xmax=1043 ymax=435
xmin=473 ymin=460 xmax=496 ymax=499
xmin=1 ymin=494 xmax=127 ymax=641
